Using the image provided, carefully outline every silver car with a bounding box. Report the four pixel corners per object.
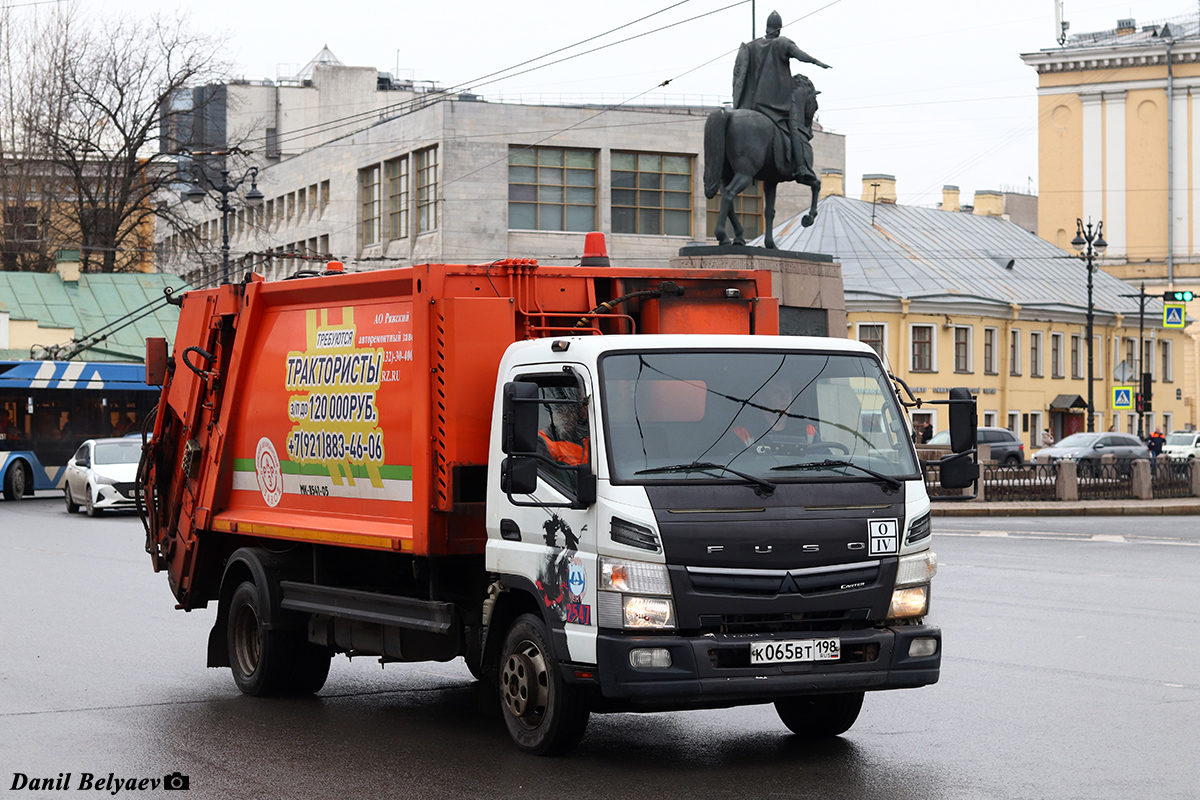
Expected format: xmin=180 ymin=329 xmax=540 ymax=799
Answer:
xmin=1030 ymin=432 xmax=1150 ymax=475
xmin=63 ymin=438 xmax=142 ymax=517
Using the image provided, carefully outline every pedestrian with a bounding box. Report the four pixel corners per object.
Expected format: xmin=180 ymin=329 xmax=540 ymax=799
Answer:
xmin=1148 ymin=427 xmax=1165 ymax=473
xmin=1040 ymin=428 xmax=1054 ymax=448
xmin=1107 ymin=423 xmax=1116 ymax=432
xmin=920 ymin=420 xmax=933 ymax=444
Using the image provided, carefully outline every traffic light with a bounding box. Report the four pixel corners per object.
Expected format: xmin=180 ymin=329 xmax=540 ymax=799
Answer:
xmin=1136 ymin=393 xmax=1144 ymax=413
xmin=1163 ymin=290 xmax=1194 ymax=302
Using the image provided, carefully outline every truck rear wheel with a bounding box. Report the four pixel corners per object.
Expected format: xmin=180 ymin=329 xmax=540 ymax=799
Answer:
xmin=498 ymin=614 xmax=589 ymax=755
xmin=775 ymin=692 xmax=864 ymax=738
xmin=227 ymin=581 xmax=330 ymax=696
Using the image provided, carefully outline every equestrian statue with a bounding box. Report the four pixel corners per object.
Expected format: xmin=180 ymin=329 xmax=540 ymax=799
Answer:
xmin=704 ymin=10 xmax=830 ymax=248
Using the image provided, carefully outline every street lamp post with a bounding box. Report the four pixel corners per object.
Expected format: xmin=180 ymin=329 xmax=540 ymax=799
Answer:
xmin=1071 ymin=218 xmax=1107 ymax=433
xmin=185 ymin=165 xmax=265 ymax=285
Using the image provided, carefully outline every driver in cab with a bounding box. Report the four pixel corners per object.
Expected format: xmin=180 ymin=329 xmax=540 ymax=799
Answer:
xmin=733 ymin=380 xmax=815 ymax=453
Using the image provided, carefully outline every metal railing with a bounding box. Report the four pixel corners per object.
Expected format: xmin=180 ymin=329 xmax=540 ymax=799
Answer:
xmin=982 ymin=463 xmax=1058 ymax=502
xmin=1077 ymin=459 xmax=1136 ymax=501
xmin=1151 ymin=458 xmax=1192 ymax=499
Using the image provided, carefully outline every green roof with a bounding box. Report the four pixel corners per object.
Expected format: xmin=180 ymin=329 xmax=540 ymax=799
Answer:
xmin=0 ymin=271 xmax=186 ymax=362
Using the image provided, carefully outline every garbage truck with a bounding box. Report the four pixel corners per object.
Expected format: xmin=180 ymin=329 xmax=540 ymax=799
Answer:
xmin=139 ymin=245 xmax=976 ymax=754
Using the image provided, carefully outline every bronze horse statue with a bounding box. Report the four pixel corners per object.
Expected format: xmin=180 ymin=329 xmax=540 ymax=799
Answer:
xmin=704 ymin=74 xmax=820 ymax=248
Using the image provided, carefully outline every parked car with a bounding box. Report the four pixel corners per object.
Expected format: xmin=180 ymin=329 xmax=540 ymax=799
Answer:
xmin=928 ymin=426 xmax=1025 ymax=465
xmin=1029 ymin=431 xmax=1150 ymax=475
xmin=1163 ymin=431 xmax=1200 ymax=461
xmin=63 ymin=437 xmax=142 ymax=516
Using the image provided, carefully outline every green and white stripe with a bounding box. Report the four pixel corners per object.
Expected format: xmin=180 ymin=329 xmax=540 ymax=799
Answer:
xmin=231 ymin=459 xmax=413 ymax=502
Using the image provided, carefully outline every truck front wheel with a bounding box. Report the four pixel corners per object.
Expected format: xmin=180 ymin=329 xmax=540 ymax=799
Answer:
xmin=775 ymin=691 xmax=865 ymax=738
xmin=228 ymin=581 xmax=331 ymax=696
xmin=498 ymin=614 xmax=589 ymax=755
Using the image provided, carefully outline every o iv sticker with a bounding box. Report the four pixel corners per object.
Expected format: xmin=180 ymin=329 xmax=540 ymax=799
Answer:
xmin=868 ymin=518 xmax=899 ymax=555
xmin=255 ymin=437 xmax=284 ymax=507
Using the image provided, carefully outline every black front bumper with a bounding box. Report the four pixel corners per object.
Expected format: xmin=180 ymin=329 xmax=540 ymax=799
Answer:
xmin=591 ymin=624 xmax=940 ymax=711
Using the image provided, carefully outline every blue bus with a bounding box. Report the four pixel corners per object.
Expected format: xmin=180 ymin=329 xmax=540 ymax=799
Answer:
xmin=0 ymin=361 xmax=159 ymax=500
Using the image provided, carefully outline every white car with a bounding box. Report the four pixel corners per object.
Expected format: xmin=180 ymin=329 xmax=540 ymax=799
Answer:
xmin=63 ymin=438 xmax=142 ymax=516
xmin=1163 ymin=431 xmax=1200 ymax=461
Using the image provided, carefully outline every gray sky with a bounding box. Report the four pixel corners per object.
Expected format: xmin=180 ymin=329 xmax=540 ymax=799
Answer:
xmin=98 ymin=0 xmax=1191 ymax=208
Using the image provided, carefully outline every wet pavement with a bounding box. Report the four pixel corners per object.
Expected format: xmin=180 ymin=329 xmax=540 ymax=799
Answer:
xmin=2 ymin=496 xmax=1197 ymax=799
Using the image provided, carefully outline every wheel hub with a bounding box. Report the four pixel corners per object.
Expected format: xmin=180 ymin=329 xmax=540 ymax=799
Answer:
xmin=501 ymin=641 xmax=548 ymax=721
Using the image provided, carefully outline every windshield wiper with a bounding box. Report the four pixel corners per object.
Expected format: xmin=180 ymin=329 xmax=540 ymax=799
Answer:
xmin=770 ymin=459 xmax=902 ymax=491
xmin=635 ymin=461 xmax=776 ymax=496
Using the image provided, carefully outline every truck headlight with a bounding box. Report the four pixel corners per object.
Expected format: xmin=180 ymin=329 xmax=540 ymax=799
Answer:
xmin=888 ymin=586 xmax=929 ymax=619
xmin=895 ymin=550 xmax=937 ymax=587
xmin=623 ymin=596 xmax=675 ymax=629
xmin=598 ymin=557 xmax=675 ymax=630
xmin=599 ymin=557 xmax=671 ymax=595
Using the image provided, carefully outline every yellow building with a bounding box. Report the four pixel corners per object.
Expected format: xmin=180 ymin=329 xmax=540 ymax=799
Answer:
xmin=767 ymin=177 xmax=1193 ymax=443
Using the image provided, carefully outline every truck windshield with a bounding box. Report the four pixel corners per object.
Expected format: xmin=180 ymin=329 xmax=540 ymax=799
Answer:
xmin=600 ymin=350 xmax=919 ymax=484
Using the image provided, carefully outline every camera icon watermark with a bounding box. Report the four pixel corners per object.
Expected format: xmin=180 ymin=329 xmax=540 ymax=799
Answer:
xmin=164 ymin=772 xmax=190 ymax=791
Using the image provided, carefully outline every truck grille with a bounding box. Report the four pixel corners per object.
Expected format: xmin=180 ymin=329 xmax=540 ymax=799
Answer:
xmin=685 ymin=560 xmax=881 ymax=597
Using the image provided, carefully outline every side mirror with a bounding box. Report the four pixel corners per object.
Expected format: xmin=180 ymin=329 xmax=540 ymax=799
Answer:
xmin=75 ymin=458 xmax=89 ymax=468
xmin=939 ymin=451 xmax=978 ymax=490
xmin=502 ymin=381 xmax=539 ymax=455
xmin=500 ymin=457 xmax=538 ymax=495
xmin=948 ymin=387 xmax=977 ymax=454
xmin=1093 ymin=443 xmax=1105 ymax=450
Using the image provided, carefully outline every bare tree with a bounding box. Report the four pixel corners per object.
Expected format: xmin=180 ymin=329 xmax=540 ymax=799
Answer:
xmin=0 ymin=6 xmax=230 ymax=273
xmin=50 ymin=12 xmax=230 ymax=272
xmin=0 ymin=2 xmax=74 ymax=271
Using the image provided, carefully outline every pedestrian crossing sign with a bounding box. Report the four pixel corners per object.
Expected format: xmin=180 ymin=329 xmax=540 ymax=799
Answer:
xmin=1112 ymin=386 xmax=1134 ymax=410
xmin=1164 ymin=304 xmax=1186 ymax=328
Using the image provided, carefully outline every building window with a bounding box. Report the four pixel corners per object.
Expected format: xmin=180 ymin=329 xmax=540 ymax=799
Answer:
xmin=321 ymin=180 xmax=330 ymax=208
xmin=1007 ymin=411 xmax=1020 ymax=434
xmin=508 ymin=147 xmax=596 ymax=232
xmin=416 ymin=147 xmax=438 ymax=233
xmin=386 ymin=156 xmax=409 ymax=240
xmin=1163 ymin=411 xmax=1174 ymax=433
xmin=1010 ymin=329 xmax=1021 ymax=376
xmin=1093 ymin=335 xmax=1103 ymax=380
xmin=297 ymin=188 xmax=307 ymax=217
xmin=911 ymin=325 xmax=934 ymax=372
xmin=983 ymin=410 xmax=998 ymax=427
xmin=1070 ymin=335 xmax=1082 ymax=379
xmin=1030 ymin=332 xmax=1043 ymax=378
xmin=612 ymin=152 xmax=692 ymax=236
xmin=1161 ymin=340 xmax=1173 ymax=382
xmin=1125 ymin=338 xmax=1136 ymax=373
xmin=1143 ymin=340 xmax=1154 ymax=380
xmin=286 ymin=192 xmax=295 ymax=220
xmin=857 ymin=323 xmax=884 ymax=359
xmin=360 ymin=164 xmax=381 ymax=246
xmin=953 ymin=326 xmax=972 ymax=373
xmin=1050 ymin=333 xmax=1063 ymax=378
xmin=983 ymin=327 xmax=998 ymax=374
xmin=706 ymin=181 xmax=763 ymax=241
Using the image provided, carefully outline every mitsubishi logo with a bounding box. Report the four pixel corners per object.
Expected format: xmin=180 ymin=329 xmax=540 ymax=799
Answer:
xmin=778 ymin=573 xmax=801 ymax=594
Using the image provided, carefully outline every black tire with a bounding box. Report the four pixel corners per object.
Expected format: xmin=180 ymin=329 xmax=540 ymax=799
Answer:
xmin=775 ymin=692 xmax=865 ymax=738
xmin=85 ymin=486 xmax=100 ymax=517
xmin=228 ymin=581 xmax=296 ymax=696
xmin=65 ymin=486 xmax=80 ymax=514
xmin=498 ymin=613 xmax=589 ymax=755
xmin=3 ymin=460 xmax=29 ymax=500
xmin=1003 ymin=455 xmax=1021 ymax=466
xmin=288 ymin=643 xmax=333 ymax=695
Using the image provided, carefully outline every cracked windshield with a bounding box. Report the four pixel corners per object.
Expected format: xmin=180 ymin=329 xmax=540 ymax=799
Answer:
xmin=601 ymin=350 xmax=918 ymax=483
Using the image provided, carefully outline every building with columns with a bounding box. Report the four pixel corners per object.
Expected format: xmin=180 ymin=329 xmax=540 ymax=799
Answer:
xmin=1020 ymin=13 xmax=1199 ymax=289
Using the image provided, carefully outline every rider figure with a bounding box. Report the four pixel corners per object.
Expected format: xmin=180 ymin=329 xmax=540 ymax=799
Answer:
xmin=733 ymin=10 xmax=830 ymax=182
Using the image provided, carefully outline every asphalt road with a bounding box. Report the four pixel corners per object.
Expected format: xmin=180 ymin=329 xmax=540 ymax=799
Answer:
xmin=1 ymin=497 xmax=1197 ymax=800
